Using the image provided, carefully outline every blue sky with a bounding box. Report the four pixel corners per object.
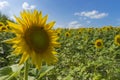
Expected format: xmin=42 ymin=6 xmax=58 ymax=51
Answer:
xmin=0 ymin=0 xmax=120 ymax=28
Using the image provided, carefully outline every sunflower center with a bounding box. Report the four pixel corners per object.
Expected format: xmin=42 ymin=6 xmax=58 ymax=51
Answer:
xmin=24 ymin=27 xmax=49 ymax=53
xmin=1 ymin=27 xmax=6 ymax=31
xmin=78 ymin=31 xmax=81 ymax=34
xmin=0 ymin=24 xmax=3 ymax=27
xmin=66 ymin=34 xmax=69 ymax=36
xmin=97 ymin=42 xmax=101 ymax=46
xmin=117 ymin=37 xmax=120 ymax=44
xmin=57 ymin=32 xmax=60 ymax=36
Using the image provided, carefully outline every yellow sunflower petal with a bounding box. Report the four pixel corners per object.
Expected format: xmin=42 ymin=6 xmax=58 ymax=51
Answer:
xmin=45 ymin=21 xmax=56 ymax=29
xmin=7 ymin=21 xmax=23 ymax=34
xmin=19 ymin=52 xmax=29 ymax=65
xmin=40 ymin=15 xmax=48 ymax=26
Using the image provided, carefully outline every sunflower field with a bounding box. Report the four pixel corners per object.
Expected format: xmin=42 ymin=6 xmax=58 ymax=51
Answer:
xmin=0 ymin=11 xmax=120 ymax=80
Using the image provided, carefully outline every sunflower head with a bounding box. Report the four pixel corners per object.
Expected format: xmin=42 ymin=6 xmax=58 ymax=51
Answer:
xmin=65 ymin=32 xmax=70 ymax=37
xmin=95 ymin=39 xmax=103 ymax=48
xmin=0 ymin=25 xmax=8 ymax=32
xmin=55 ymin=29 xmax=61 ymax=36
xmin=6 ymin=10 xmax=60 ymax=69
xmin=78 ymin=30 xmax=81 ymax=34
xmin=57 ymin=32 xmax=60 ymax=36
xmin=78 ymin=28 xmax=83 ymax=34
xmin=0 ymin=26 xmax=8 ymax=31
xmin=0 ymin=22 xmax=5 ymax=27
xmin=75 ymin=35 xmax=79 ymax=39
xmin=114 ymin=34 xmax=120 ymax=46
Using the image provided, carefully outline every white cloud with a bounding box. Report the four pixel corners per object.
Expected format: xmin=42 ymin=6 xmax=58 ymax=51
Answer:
xmin=0 ymin=1 xmax=9 ymax=10
xmin=69 ymin=21 xmax=78 ymax=25
xmin=22 ymin=2 xmax=35 ymax=10
xmin=86 ymin=21 xmax=91 ymax=24
xmin=68 ymin=21 xmax=82 ymax=28
xmin=74 ymin=10 xmax=108 ymax=19
xmin=55 ymin=21 xmax=83 ymax=29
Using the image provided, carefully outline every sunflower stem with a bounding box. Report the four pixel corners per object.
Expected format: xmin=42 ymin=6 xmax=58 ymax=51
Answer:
xmin=24 ymin=60 xmax=29 ymax=80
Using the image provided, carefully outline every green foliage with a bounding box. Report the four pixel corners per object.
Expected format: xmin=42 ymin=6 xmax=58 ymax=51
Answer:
xmin=42 ymin=27 xmax=120 ymax=80
xmin=37 ymin=66 xmax=54 ymax=79
xmin=0 ymin=32 xmax=18 ymax=68
xmin=1 ymin=25 xmax=120 ymax=80
xmin=0 ymin=64 xmax=23 ymax=80
xmin=0 ymin=13 xmax=8 ymax=24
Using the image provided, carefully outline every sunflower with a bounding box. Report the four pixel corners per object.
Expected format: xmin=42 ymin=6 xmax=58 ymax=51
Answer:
xmin=74 ymin=35 xmax=79 ymax=39
xmin=114 ymin=34 xmax=120 ymax=46
xmin=95 ymin=39 xmax=103 ymax=48
xmin=0 ymin=25 xmax=8 ymax=31
xmin=0 ymin=22 xmax=5 ymax=27
xmin=5 ymin=10 xmax=59 ymax=69
xmin=0 ymin=22 xmax=5 ymax=31
xmin=78 ymin=28 xmax=83 ymax=34
xmin=78 ymin=30 xmax=81 ymax=34
xmin=55 ymin=29 xmax=61 ymax=36
xmin=65 ymin=32 xmax=70 ymax=37
xmin=57 ymin=32 xmax=60 ymax=36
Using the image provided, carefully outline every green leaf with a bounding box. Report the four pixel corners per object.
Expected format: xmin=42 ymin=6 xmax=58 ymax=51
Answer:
xmin=28 ymin=76 xmax=35 ymax=80
xmin=63 ymin=75 xmax=73 ymax=80
xmin=0 ymin=66 xmax=12 ymax=76
xmin=0 ymin=75 xmax=10 ymax=80
xmin=37 ymin=65 xmax=54 ymax=79
xmin=6 ymin=64 xmax=23 ymax=80
xmin=10 ymin=64 xmax=23 ymax=72
xmin=0 ymin=64 xmax=23 ymax=80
